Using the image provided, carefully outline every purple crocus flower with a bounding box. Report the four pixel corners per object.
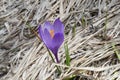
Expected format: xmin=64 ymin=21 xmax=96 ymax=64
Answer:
xmin=38 ymin=18 xmax=64 ymax=63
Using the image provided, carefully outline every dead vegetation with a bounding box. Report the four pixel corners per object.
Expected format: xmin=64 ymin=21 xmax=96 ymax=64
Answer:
xmin=0 ymin=0 xmax=120 ymax=80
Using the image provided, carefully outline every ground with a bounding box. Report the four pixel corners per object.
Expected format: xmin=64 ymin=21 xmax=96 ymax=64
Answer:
xmin=0 ymin=0 xmax=120 ymax=80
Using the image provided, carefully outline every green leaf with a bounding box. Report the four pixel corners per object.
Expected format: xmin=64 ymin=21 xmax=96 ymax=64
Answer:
xmin=64 ymin=42 xmax=70 ymax=66
xmin=112 ymin=43 xmax=120 ymax=60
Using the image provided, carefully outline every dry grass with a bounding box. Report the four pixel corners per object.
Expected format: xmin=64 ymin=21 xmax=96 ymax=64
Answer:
xmin=0 ymin=0 xmax=120 ymax=80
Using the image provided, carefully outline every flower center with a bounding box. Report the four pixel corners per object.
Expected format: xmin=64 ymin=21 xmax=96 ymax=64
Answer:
xmin=49 ymin=30 xmax=54 ymax=38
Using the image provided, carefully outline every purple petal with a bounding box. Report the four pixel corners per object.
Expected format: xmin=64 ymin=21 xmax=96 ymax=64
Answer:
xmin=53 ymin=18 xmax=64 ymax=34
xmin=44 ymin=21 xmax=54 ymax=31
xmin=38 ymin=25 xmax=44 ymax=40
xmin=43 ymin=29 xmax=52 ymax=49
xmin=50 ymin=33 xmax=64 ymax=63
xmin=51 ymin=33 xmax=64 ymax=54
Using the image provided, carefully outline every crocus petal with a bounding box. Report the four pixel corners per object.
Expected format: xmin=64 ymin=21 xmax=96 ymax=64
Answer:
xmin=53 ymin=18 xmax=64 ymax=34
xmin=51 ymin=33 xmax=64 ymax=54
xmin=49 ymin=33 xmax=64 ymax=63
xmin=38 ymin=25 xmax=44 ymax=40
xmin=44 ymin=21 xmax=54 ymax=31
xmin=43 ymin=29 xmax=52 ymax=49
